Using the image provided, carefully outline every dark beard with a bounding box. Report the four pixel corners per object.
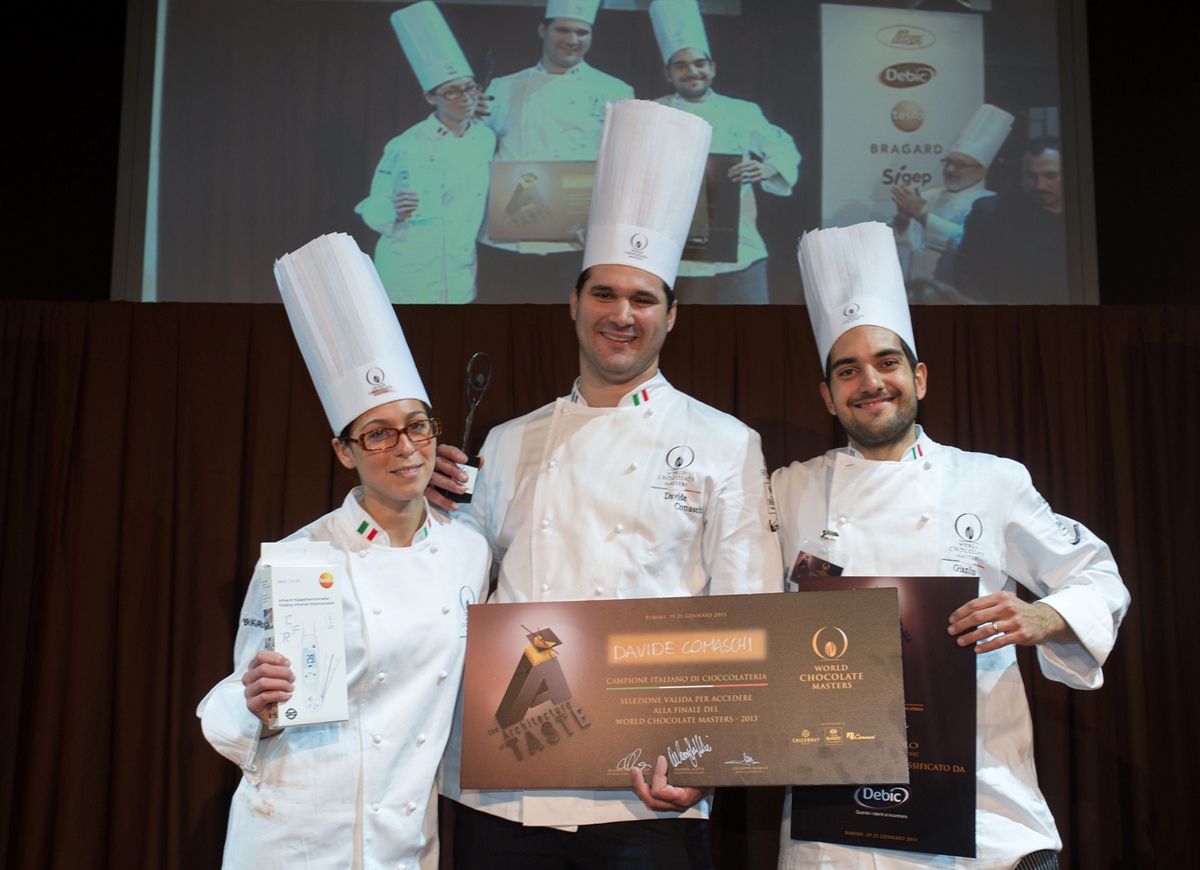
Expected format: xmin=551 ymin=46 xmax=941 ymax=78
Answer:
xmin=837 ymin=394 xmax=918 ymax=451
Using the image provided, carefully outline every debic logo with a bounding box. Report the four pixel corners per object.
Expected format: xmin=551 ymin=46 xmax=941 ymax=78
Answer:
xmin=880 ymin=63 xmax=936 ymax=88
xmin=854 ymin=786 xmax=911 ymax=809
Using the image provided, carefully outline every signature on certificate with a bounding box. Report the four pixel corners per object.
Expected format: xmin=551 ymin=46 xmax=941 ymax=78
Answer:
xmin=667 ymin=735 xmax=713 ymax=768
xmin=615 ymin=747 xmax=652 ymax=772
xmin=724 ymin=752 xmax=759 ymax=765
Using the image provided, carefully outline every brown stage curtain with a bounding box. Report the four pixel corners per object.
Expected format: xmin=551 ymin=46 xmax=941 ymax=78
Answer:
xmin=1 ymin=301 xmax=1194 ymax=868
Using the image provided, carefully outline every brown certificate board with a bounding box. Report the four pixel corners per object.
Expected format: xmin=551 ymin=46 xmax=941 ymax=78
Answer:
xmin=486 ymin=161 xmax=595 ymax=242
xmin=459 ymin=590 xmax=908 ymax=789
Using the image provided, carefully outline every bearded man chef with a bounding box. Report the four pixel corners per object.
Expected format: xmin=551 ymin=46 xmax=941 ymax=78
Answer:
xmin=649 ymin=0 xmax=800 ymax=304
xmin=475 ymin=0 xmax=633 ymax=303
xmin=773 ymin=222 xmax=1129 ymax=870
xmin=435 ymin=100 xmax=778 ymax=869
xmin=890 ymin=104 xmax=1013 ymax=285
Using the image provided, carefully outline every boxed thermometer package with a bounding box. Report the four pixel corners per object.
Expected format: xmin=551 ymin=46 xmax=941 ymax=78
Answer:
xmin=260 ymin=540 xmax=349 ymax=728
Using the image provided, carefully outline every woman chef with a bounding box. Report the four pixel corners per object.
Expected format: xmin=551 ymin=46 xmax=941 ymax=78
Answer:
xmin=197 ymin=233 xmax=489 ymax=870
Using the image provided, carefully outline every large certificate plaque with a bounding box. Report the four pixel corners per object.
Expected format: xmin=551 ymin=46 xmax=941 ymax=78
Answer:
xmin=486 ymin=161 xmax=595 ymax=242
xmin=459 ymin=590 xmax=908 ymax=789
xmin=790 ymin=576 xmax=978 ymax=858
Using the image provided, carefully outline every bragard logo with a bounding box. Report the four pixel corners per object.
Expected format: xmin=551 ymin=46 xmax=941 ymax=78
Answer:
xmin=812 ymin=626 xmax=850 ymax=660
xmin=630 ymin=233 xmax=649 ymax=250
xmin=843 ymin=303 xmax=861 ymax=317
xmin=666 ymin=446 xmax=695 ymax=469
xmin=955 ymin=513 xmax=984 ymax=542
xmin=880 ymin=62 xmax=936 ymax=88
xmin=366 ymin=367 xmax=386 ymax=386
xmin=876 ymin=25 xmax=936 ymax=50
xmin=854 ymin=786 xmax=911 ymax=809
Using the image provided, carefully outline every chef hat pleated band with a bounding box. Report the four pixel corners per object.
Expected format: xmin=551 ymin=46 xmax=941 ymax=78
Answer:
xmin=546 ymin=0 xmax=601 ymax=24
xmin=650 ymin=0 xmax=710 ymax=65
xmin=275 ymin=233 xmax=429 ymax=434
xmin=797 ymin=222 xmax=915 ymax=366
xmin=950 ymin=104 xmax=1015 ymax=168
xmin=390 ymin=1 xmax=473 ymax=94
xmin=582 ymin=100 xmax=713 ymax=289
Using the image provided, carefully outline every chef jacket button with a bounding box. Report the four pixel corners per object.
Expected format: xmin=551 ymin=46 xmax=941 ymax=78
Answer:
xmin=644 ymin=409 xmax=653 ymax=418
xmin=541 ymin=518 xmax=551 ymax=530
xmin=924 ymin=461 xmax=932 ymax=470
xmin=920 ymin=513 xmax=931 ymax=523
xmin=416 ymin=734 xmax=427 ymax=746
xmin=437 ymin=670 xmax=448 ymax=683
xmin=406 ymin=801 xmax=418 ymax=815
xmin=373 ymin=734 xmax=383 ymax=745
xmin=594 ymin=584 xmax=604 ymax=596
xmin=359 ymin=550 xmax=369 ymax=558
xmin=430 ymin=545 xmax=438 ymax=554
xmin=614 ymin=523 xmax=624 ymax=534
xmin=371 ymin=803 xmax=380 ymax=813
xmin=442 ymin=605 xmax=451 ymax=614
xmin=373 ymin=606 xmax=382 ymax=615
xmin=246 ymin=763 xmax=257 ymax=772
xmin=548 ymin=459 xmax=558 ymax=469
xmin=541 ymin=582 xmax=551 ymax=592
xmin=629 ymin=462 xmax=638 ymax=472
xmin=376 ymin=672 xmax=386 ymax=684
xmin=837 ymin=515 xmax=848 ymax=525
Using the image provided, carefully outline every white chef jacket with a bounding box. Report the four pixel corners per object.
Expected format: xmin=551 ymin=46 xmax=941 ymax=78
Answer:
xmin=355 ymin=115 xmax=495 ymax=303
xmin=198 ymin=489 xmax=490 ymax=870
xmin=482 ymin=61 xmax=633 ymax=255
xmin=893 ymin=183 xmax=995 ymax=282
xmin=439 ymin=372 xmax=779 ymax=828
xmin=656 ymin=92 xmax=801 ymax=277
xmin=770 ymin=428 xmax=1129 ymax=870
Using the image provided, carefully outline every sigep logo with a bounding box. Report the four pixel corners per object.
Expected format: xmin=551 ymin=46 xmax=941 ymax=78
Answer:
xmin=876 ymin=25 xmax=936 ymax=50
xmin=630 ymin=233 xmax=648 ymax=251
xmin=854 ymin=786 xmax=911 ymax=809
xmin=366 ymin=367 xmax=386 ymax=386
xmin=812 ymin=626 xmax=850 ymax=660
xmin=880 ymin=63 xmax=936 ymax=88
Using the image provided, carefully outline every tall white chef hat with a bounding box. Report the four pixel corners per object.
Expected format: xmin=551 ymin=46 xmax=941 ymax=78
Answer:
xmin=275 ymin=233 xmax=430 ymax=434
xmin=797 ymin=222 xmax=915 ymax=367
xmin=650 ymin=0 xmax=710 ymax=65
xmin=582 ymin=100 xmax=713 ymax=290
xmin=949 ymin=104 xmax=1015 ymax=168
xmin=546 ymin=0 xmax=601 ymax=24
xmin=390 ymin=1 xmax=473 ymax=94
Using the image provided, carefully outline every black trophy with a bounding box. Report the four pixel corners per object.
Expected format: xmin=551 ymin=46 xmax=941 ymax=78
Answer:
xmin=438 ymin=352 xmax=491 ymax=504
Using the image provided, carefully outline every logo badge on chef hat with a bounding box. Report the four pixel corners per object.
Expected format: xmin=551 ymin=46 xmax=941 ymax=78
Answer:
xmin=366 ymin=367 xmax=386 ymax=386
xmin=631 ymin=233 xmax=648 ymax=250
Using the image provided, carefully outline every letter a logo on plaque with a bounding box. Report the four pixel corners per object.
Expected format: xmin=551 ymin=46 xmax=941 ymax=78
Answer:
xmin=495 ymin=626 xmax=572 ymax=728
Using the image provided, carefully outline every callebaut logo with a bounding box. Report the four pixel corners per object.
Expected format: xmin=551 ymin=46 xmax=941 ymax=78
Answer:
xmin=876 ymin=25 xmax=936 ymax=50
xmin=880 ymin=63 xmax=936 ymax=88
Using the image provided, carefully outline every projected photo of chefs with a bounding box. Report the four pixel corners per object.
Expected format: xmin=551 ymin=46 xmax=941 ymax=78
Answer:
xmin=149 ymin=1 xmax=1079 ymax=305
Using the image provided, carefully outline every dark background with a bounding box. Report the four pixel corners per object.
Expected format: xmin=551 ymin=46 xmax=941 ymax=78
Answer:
xmin=4 ymin=0 xmax=1190 ymax=305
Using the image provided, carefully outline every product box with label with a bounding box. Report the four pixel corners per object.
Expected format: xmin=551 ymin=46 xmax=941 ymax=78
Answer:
xmin=260 ymin=540 xmax=349 ymax=728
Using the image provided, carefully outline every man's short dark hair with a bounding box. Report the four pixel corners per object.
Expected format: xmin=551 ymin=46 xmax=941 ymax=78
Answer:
xmin=574 ymin=268 xmax=676 ymax=310
xmin=824 ymin=336 xmax=919 ymax=385
xmin=1025 ymin=135 xmax=1062 ymax=158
